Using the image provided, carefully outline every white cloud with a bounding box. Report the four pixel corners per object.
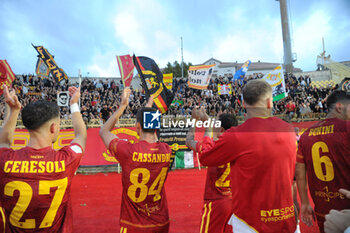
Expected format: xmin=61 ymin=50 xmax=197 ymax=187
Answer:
xmin=208 ymin=17 xmax=284 ymax=64
xmin=3 ymin=0 xmax=348 ymax=76
xmin=86 ymin=50 xmax=119 ymax=77
xmin=86 ymin=0 xmax=181 ymax=76
xmin=293 ymin=10 xmax=332 ymax=71
xmin=114 ymin=12 xmax=147 ymax=52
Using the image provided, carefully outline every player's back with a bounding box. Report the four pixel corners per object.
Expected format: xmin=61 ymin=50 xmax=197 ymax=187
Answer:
xmin=204 ymin=164 xmax=231 ymax=200
xmin=109 ymin=139 xmax=172 ymax=232
xmin=229 ymin=117 xmax=296 ymax=232
xmin=0 ymin=144 xmax=83 ymax=233
xmin=298 ymin=118 xmax=350 ymax=223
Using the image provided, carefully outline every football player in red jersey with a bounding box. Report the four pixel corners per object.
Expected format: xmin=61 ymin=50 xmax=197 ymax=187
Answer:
xmin=100 ymin=88 xmax=173 ymax=233
xmin=296 ymin=90 xmax=350 ymax=233
xmin=186 ymin=107 xmax=237 ymax=233
xmin=198 ymin=80 xmax=297 ymax=233
xmin=0 ymin=206 xmax=4 ymax=233
xmin=0 ymin=103 xmax=10 ymax=233
xmin=0 ymin=85 xmax=86 ymax=233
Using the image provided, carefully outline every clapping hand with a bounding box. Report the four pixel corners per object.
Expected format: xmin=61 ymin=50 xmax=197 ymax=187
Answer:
xmin=121 ymin=87 xmax=131 ymax=107
xmin=69 ymin=86 xmax=81 ymax=105
xmin=2 ymin=85 xmax=21 ymax=110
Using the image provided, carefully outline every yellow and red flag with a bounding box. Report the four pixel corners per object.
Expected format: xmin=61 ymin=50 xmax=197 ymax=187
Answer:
xmin=133 ymin=55 xmax=174 ymax=114
xmin=0 ymin=60 xmax=16 ymax=95
xmin=116 ymin=55 xmax=134 ymax=87
xmin=163 ymin=73 xmax=173 ymax=90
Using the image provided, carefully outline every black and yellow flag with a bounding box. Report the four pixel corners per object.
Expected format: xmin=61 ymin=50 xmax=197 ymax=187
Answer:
xmin=32 ymin=44 xmax=68 ymax=83
xmin=337 ymin=77 xmax=350 ymax=92
xmin=133 ymin=55 xmax=174 ymax=113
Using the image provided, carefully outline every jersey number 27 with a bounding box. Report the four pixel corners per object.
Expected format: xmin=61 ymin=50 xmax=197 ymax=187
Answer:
xmin=4 ymin=178 xmax=67 ymax=229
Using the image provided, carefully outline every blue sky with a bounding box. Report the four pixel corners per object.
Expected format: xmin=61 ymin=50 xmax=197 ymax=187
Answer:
xmin=1 ymin=0 xmax=350 ymax=77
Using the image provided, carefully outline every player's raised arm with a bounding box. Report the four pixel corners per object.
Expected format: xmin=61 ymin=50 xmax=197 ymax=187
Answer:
xmin=0 ymin=85 xmax=22 ymax=148
xmin=145 ymin=95 xmax=154 ymax=107
xmin=198 ymin=130 xmax=236 ymax=166
xmin=99 ymin=87 xmax=131 ymax=148
xmin=186 ymin=107 xmax=201 ymax=151
xmin=200 ymin=106 xmax=212 ymax=138
xmin=69 ymin=86 xmax=87 ymax=150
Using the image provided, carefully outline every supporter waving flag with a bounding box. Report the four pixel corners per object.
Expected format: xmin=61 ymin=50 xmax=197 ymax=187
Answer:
xmin=233 ymin=60 xmax=251 ymax=80
xmin=0 ymin=60 xmax=16 ymax=95
xmin=32 ymin=44 xmax=68 ymax=84
xmin=261 ymin=65 xmax=288 ymax=101
xmin=133 ymin=55 xmax=174 ymax=114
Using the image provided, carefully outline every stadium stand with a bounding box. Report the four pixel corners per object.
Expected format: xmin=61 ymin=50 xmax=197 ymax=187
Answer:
xmin=0 ymin=72 xmax=334 ymax=126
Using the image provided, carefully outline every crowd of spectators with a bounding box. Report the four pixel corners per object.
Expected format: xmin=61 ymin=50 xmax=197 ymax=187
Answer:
xmin=0 ymin=72 xmax=335 ymax=125
xmin=170 ymin=73 xmax=333 ymax=120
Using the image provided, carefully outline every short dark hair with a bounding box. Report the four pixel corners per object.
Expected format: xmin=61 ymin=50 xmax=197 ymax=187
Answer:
xmin=218 ymin=113 xmax=238 ymax=130
xmin=22 ymin=100 xmax=60 ymax=130
xmin=136 ymin=107 xmax=157 ymax=133
xmin=326 ymin=90 xmax=350 ymax=110
xmin=243 ymin=79 xmax=272 ymax=105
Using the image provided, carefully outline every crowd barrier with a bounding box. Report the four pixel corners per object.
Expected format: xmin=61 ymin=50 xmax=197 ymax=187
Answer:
xmin=7 ymin=119 xmax=320 ymax=168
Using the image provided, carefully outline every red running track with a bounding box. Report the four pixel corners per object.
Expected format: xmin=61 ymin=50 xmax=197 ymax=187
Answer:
xmin=71 ymin=169 xmax=320 ymax=233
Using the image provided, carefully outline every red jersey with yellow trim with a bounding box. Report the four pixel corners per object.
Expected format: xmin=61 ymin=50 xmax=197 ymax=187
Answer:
xmin=109 ymin=139 xmax=172 ymax=231
xmin=297 ymin=118 xmax=350 ymax=228
xmin=196 ymin=139 xmax=232 ymax=200
xmin=0 ymin=143 xmax=83 ymax=233
xmin=198 ymin=117 xmax=296 ymax=233
xmin=0 ymin=205 xmax=5 ymax=233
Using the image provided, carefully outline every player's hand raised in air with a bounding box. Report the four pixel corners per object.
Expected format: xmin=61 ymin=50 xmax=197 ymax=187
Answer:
xmin=199 ymin=106 xmax=209 ymax=121
xmin=69 ymin=86 xmax=81 ymax=105
xmin=300 ymin=204 xmax=315 ymax=227
xmin=2 ymin=85 xmax=21 ymax=110
xmin=191 ymin=106 xmax=201 ymax=120
xmin=121 ymin=87 xmax=131 ymax=107
xmin=146 ymin=96 xmax=154 ymax=107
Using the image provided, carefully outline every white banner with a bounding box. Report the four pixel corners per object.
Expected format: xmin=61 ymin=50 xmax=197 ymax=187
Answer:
xmin=188 ymin=64 xmax=215 ymax=90
xmin=261 ymin=65 xmax=287 ymax=101
xmin=57 ymin=91 xmax=69 ymax=106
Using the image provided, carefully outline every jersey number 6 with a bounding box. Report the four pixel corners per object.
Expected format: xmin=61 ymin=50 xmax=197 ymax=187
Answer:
xmin=312 ymin=141 xmax=334 ymax=182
